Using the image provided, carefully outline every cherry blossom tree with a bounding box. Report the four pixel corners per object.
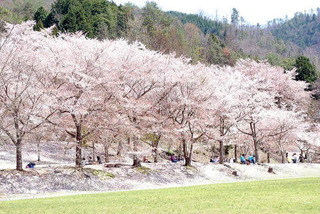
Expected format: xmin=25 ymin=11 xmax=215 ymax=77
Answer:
xmin=204 ymin=67 xmax=253 ymax=163
xmin=295 ymin=123 xmax=320 ymax=162
xmin=2 ymin=22 xmax=317 ymax=169
xmin=163 ymin=64 xmax=211 ymax=166
xmin=265 ymin=111 xmax=303 ymax=163
xmin=0 ymin=22 xmax=55 ymax=170
xmin=235 ymin=60 xmax=310 ymax=163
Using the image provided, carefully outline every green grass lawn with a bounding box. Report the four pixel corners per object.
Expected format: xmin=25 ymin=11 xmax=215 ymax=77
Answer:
xmin=1 ymin=177 xmax=320 ymax=214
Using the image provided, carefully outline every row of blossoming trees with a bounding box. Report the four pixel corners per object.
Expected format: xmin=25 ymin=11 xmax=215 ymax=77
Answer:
xmin=0 ymin=22 xmax=319 ymax=170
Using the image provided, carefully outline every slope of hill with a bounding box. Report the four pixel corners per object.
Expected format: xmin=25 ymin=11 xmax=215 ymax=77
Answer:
xmin=269 ymin=10 xmax=320 ymax=49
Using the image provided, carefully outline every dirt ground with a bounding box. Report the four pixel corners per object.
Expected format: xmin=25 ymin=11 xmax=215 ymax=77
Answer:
xmin=1 ymin=161 xmax=320 ymax=201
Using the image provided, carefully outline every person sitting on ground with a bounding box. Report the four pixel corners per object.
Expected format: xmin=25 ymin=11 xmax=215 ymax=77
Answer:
xmin=143 ymin=156 xmax=151 ymax=163
xmin=177 ymin=155 xmax=184 ymax=161
xmin=170 ymin=154 xmax=178 ymax=163
xmin=287 ymin=155 xmax=292 ymax=163
xmin=240 ymin=154 xmax=246 ymax=164
xmin=97 ymin=156 xmax=102 ymax=164
xmin=248 ymin=155 xmax=255 ymax=164
xmin=26 ymin=162 xmax=35 ymax=168
xmin=210 ymin=156 xmax=219 ymax=163
xmin=286 ymin=153 xmax=291 ymax=163
xmin=292 ymin=153 xmax=297 ymax=163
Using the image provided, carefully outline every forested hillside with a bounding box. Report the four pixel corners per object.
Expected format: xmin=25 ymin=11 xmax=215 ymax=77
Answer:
xmin=269 ymin=10 xmax=320 ymax=49
xmin=1 ymin=0 xmax=320 ymax=70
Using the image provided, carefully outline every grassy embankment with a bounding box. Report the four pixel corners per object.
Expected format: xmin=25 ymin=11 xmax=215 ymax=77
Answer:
xmin=0 ymin=177 xmax=319 ymax=214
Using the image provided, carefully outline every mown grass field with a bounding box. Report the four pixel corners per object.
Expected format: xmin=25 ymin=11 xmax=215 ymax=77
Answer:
xmin=1 ymin=177 xmax=319 ymax=214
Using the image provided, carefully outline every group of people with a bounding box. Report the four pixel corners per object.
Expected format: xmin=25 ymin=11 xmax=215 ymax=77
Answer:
xmin=170 ymin=154 xmax=183 ymax=163
xmin=240 ymin=154 xmax=255 ymax=164
xmin=287 ymin=153 xmax=305 ymax=163
xmin=210 ymin=156 xmax=219 ymax=163
xmin=81 ymin=156 xmax=102 ymax=165
xmin=143 ymin=156 xmax=151 ymax=163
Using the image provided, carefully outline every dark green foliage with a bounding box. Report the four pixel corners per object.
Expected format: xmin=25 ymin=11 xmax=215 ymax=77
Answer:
xmin=270 ymin=10 xmax=320 ymax=49
xmin=43 ymin=12 xmax=55 ymax=27
xmin=204 ymin=34 xmax=227 ymax=65
xmin=51 ymin=26 xmax=59 ymax=37
xmin=34 ymin=7 xmax=47 ymax=23
xmin=294 ymin=56 xmax=318 ymax=83
xmin=33 ymin=19 xmax=44 ymax=31
xmin=116 ymin=5 xmax=129 ymax=37
xmin=0 ymin=19 xmax=7 ymax=34
xmin=46 ymin=0 xmax=129 ymax=38
xmin=266 ymin=54 xmax=295 ymax=70
xmin=167 ymin=11 xmax=224 ymax=36
xmin=142 ymin=2 xmax=173 ymax=34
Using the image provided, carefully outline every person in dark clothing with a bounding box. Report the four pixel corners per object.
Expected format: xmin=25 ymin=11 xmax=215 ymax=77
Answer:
xmin=26 ymin=162 xmax=35 ymax=168
xmin=170 ymin=154 xmax=178 ymax=163
xmin=97 ymin=156 xmax=102 ymax=164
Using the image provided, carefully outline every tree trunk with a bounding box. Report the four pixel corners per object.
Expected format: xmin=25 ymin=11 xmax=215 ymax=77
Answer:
xmin=75 ymin=144 xmax=82 ymax=167
xmin=92 ymin=141 xmax=96 ymax=162
xmin=117 ymin=141 xmax=123 ymax=156
xmin=178 ymin=142 xmax=183 ymax=159
xmin=211 ymin=145 xmax=216 ymax=158
xmin=234 ymin=144 xmax=238 ymax=163
xmin=183 ymin=139 xmax=194 ymax=167
xmin=153 ymin=137 xmax=160 ymax=163
xmin=127 ymin=137 xmax=131 ymax=151
xmin=132 ymin=137 xmax=141 ymax=166
xmin=300 ymin=150 xmax=305 ymax=163
xmin=185 ymin=157 xmax=192 ymax=166
xmin=253 ymin=139 xmax=259 ymax=163
xmin=219 ymin=140 xmax=224 ymax=164
xmin=104 ymin=143 xmax=110 ymax=163
xmin=182 ymin=139 xmax=188 ymax=166
xmin=16 ymin=141 xmax=23 ymax=171
xmin=281 ymin=152 xmax=286 ymax=164
xmin=153 ymin=147 xmax=158 ymax=163
xmin=133 ymin=155 xmax=141 ymax=167
xmin=75 ymin=124 xmax=82 ymax=167
xmin=305 ymin=151 xmax=309 ymax=163
xmin=37 ymin=142 xmax=41 ymax=162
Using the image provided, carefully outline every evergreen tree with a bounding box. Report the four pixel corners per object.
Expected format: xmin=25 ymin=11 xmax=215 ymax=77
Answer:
xmin=231 ymin=8 xmax=239 ymax=25
xmin=33 ymin=19 xmax=44 ymax=31
xmin=295 ymin=56 xmax=317 ymax=83
xmin=44 ymin=0 xmax=129 ymax=39
xmin=33 ymin=6 xmax=47 ymax=23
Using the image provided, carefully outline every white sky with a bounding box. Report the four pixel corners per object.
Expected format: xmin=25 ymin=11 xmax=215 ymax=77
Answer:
xmin=113 ymin=0 xmax=320 ymax=25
